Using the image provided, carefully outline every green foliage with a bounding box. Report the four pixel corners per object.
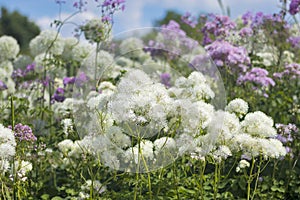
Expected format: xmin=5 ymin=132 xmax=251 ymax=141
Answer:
xmin=0 ymin=7 xmax=40 ymax=54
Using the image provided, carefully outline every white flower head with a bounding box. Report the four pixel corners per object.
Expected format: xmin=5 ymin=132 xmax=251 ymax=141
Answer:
xmin=241 ymin=111 xmax=277 ymax=138
xmin=120 ymin=37 xmax=145 ymax=60
xmin=236 ymin=159 xmax=250 ymax=172
xmin=0 ymin=35 xmax=20 ymax=62
xmin=30 ymin=30 xmax=65 ymax=57
xmin=225 ymin=98 xmax=249 ymax=118
xmin=0 ymin=124 xmax=16 ymax=158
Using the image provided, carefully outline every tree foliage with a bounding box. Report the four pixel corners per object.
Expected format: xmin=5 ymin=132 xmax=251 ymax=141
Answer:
xmin=0 ymin=7 xmax=40 ymax=54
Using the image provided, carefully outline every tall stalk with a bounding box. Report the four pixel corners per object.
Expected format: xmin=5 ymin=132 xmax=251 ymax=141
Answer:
xmin=247 ymin=158 xmax=255 ymax=200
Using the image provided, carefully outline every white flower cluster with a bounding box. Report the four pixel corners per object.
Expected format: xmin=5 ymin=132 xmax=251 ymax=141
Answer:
xmin=61 ymin=118 xmax=74 ymax=136
xmin=0 ymin=61 xmax=15 ymax=94
xmin=30 ymin=30 xmax=65 ymax=57
xmin=82 ymin=50 xmax=114 ymax=79
xmin=79 ymin=179 xmax=106 ymax=199
xmin=0 ymin=124 xmax=16 ymax=159
xmin=14 ymin=160 xmax=33 ymax=181
xmin=108 ymin=69 xmax=174 ymax=136
xmin=169 ymin=71 xmax=215 ymax=101
xmin=0 ymin=36 xmax=19 ymax=95
xmin=241 ymin=111 xmax=277 ymax=138
xmin=236 ymin=159 xmax=250 ymax=172
xmin=0 ymin=36 xmax=20 ymax=62
xmin=81 ymin=18 xmax=112 ymax=43
xmin=35 ymin=33 xmax=288 ymax=171
xmin=61 ymin=38 xmax=92 ymax=63
xmin=225 ymin=98 xmax=249 ymax=118
xmin=119 ymin=37 xmax=149 ymax=61
xmin=57 ymin=139 xmax=83 ymax=158
xmin=205 ymin=106 xmax=285 ymax=161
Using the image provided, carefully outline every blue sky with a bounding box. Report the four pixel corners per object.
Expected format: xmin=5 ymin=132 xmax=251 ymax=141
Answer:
xmin=0 ymin=0 xmax=284 ymax=37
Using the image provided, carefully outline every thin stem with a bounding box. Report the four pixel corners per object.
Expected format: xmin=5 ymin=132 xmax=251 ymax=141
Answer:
xmin=172 ymin=163 xmax=180 ymax=200
xmin=251 ymin=156 xmax=262 ymax=200
xmin=140 ymin=153 xmax=153 ymax=200
xmin=95 ymin=42 xmax=100 ymax=81
xmin=247 ymin=158 xmax=255 ymax=200
xmin=213 ymin=162 xmax=219 ymax=200
xmin=10 ymin=95 xmax=17 ymax=200
xmin=200 ymin=160 xmax=206 ymax=200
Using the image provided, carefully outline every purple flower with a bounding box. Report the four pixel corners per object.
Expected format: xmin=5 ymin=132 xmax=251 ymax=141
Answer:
xmin=41 ymin=76 xmax=51 ymax=87
xmin=63 ymin=77 xmax=76 ymax=86
xmin=100 ymin=0 xmax=126 ymax=22
xmin=242 ymin=11 xmax=253 ymax=25
xmin=145 ymin=20 xmax=198 ymax=59
xmin=73 ymin=0 xmax=87 ymax=11
xmin=181 ymin=12 xmax=198 ymax=28
xmin=276 ymin=134 xmax=288 ymax=143
xmin=205 ymin=40 xmax=250 ymax=72
xmin=12 ymin=69 xmax=25 ymax=80
xmin=53 ymin=87 xmax=65 ymax=102
xmin=288 ymin=36 xmax=300 ymax=48
xmin=101 ymin=15 xmax=112 ymax=22
xmin=239 ymin=27 xmax=253 ymax=37
xmin=75 ymin=72 xmax=89 ymax=87
xmin=0 ymin=80 xmax=8 ymax=91
xmin=26 ymin=63 xmax=35 ymax=72
xmin=289 ymin=0 xmax=300 ymax=15
xmin=202 ymin=14 xmax=236 ymax=44
xmin=10 ymin=123 xmax=37 ymax=142
xmin=276 ymin=123 xmax=298 ymax=136
xmin=160 ymin=73 xmax=171 ymax=88
xmin=273 ymin=63 xmax=300 ymax=79
xmin=238 ymin=67 xmax=275 ymax=87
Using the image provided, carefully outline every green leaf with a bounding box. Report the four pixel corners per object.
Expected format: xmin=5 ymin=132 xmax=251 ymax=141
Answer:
xmin=51 ymin=197 xmax=63 ymax=200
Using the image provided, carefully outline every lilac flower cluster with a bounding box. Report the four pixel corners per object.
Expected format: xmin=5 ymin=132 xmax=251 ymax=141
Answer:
xmin=289 ymin=0 xmax=300 ymax=15
xmin=237 ymin=67 xmax=275 ymax=87
xmin=276 ymin=123 xmax=298 ymax=142
xmin=53 ymin=87 xmax=65 ymax=102
xmin=99 ymin=0 xmax=126 ymax=22
xmin=242 ymin=12 xmax=283 ymax=27
xmin=41 ymin=76 xmax=51 ymax=87
xmin=11 ymin=64 xmax=35 ymax=81
xmin=75 ymin=72 xmax=89 ymax=87
xmin=288 ymin=36 xmax=300 ymax=48
xmin=72 ymin=0 xmax=88 ymax=11
xmin=145 ymin=20 xmax=198 ymax=59
xmin=205 ymin=40 xmax=250 ymax=72
xmin=275 ymin=123 xmax=298 ymax=156
xmin=239 ymin=27 xmax=253 ymax=37
xmin=160 ymin=73 xmax=171 ymax=88
xmin=63 ymin=77 xmax=76 ymax=86
xmin=52 ymin=72 xmax=88 ymax=103
xmin=9 ymin=123 xmax=37 ymax=142
xmin=273 ymin=63 xmax=300 ymax=79
xmin=161 ymin=20 xmax=198 ymax=50
xmin=202 ymin=14 xmax=236 ymax=45
xmin=0 ymin=80 xmax=8 ymax=91
xmin=181 ymin=12 xmax=198 ymax=28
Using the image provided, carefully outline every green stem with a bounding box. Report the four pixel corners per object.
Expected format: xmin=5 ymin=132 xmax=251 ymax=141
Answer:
xmin=251 ymin=156 xmax=262 ymax=200
xmin=172 ymin=163 xmax=180 ymax=200
xmin=10 ymin=95 xmax=17 ymax=200
xmin=200 ymin=160 xmax=206 ymax=200
xmin=213 ymin=162 xmax=220 ymax=200
xmin=247 ymin=158 xmax=255 ymax=200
